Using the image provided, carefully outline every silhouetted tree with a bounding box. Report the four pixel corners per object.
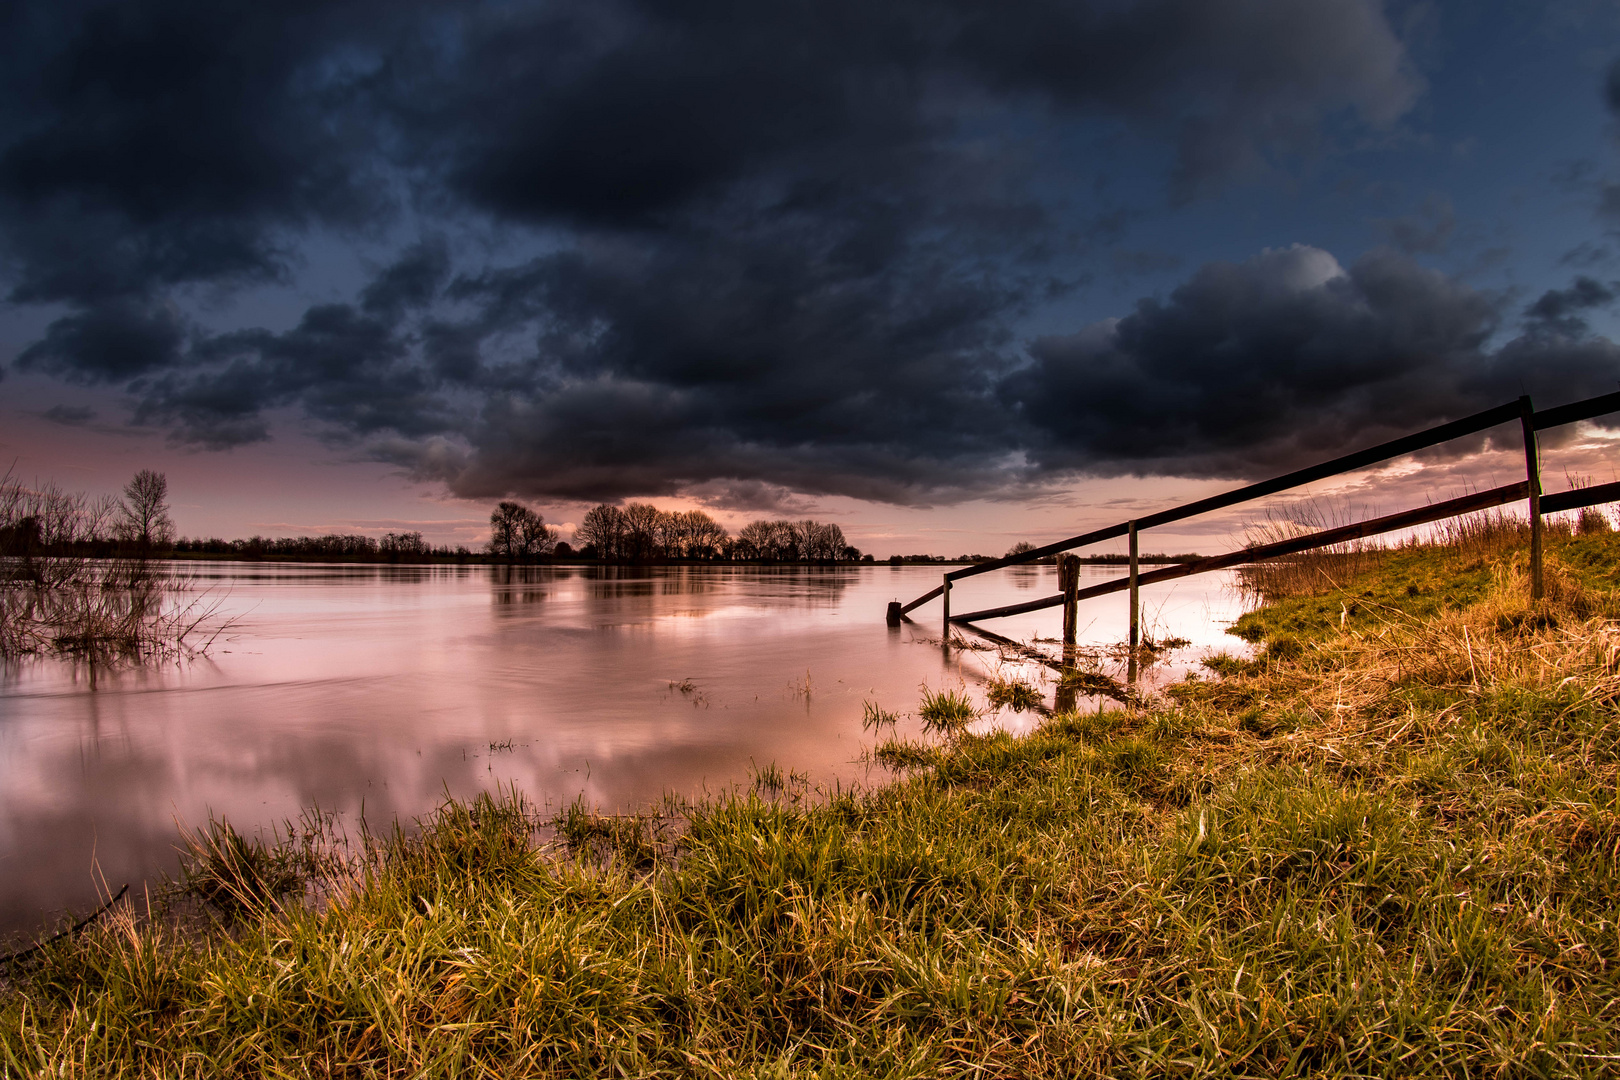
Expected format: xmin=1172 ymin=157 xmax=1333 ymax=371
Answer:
xmin=576 ymin=505 xmax=627 ymax=560
xmin=736 ymin=519 xmax=798 ymax=560
xmin=380 ymin=531 xmax=428 ymax=557
xmin=685 ymin=510 xmax=729 ymax=558
xmin=118 ymin=469 xmax=174 ymax=550
xmin=620 ymin=502 xmax=662 ymax=561
xmin=488 ymin=501 xmax=556 ymax=560
xmin=798 ymin=520 xmax=846 ymax=560
xmin=659 ymin=509 xmax=728 ymax=558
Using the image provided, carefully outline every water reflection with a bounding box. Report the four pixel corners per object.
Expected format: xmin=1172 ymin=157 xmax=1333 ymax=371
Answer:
xmin=490 ymin=565 xmax=550 ymax=606
xmin=1008 ymin=564 xmax=1042 ymax=589
xmin=0 ymin=562 xmax=1246 ymax=941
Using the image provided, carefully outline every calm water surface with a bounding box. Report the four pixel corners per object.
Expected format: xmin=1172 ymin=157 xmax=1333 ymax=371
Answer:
xmin=0 ymin=562 xmax=1249 ymax=937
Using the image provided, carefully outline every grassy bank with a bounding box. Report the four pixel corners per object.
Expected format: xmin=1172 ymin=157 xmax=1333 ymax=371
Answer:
xmin=6 ymin=523 xmax=1620 ymax=1076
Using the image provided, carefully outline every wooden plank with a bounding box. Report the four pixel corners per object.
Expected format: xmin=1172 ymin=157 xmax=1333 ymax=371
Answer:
xmin=949 ymin=591 xmax=1066 ymax=623
xmin=1541 ymin=480 xmax=1620 ymax=514
xmin=940 ymin=398 xmax=1522 ymax=590
xmin=1532 ymin=389 xmax=1620 ymax=432
xmin=948 ymin=481 xmax=1529 ymax=624
xmin=944 ymin=523 xmax=1129 ymax=583
xmin=1121 ymin=481 xmax=1529 ymax=593
xmin=898 ymin=583 xmax=943 ymax=616
xmin=1130 ymin=401 xmax=1523 ymax=532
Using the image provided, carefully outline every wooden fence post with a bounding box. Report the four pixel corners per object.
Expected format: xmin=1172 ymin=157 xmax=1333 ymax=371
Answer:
xmin=886 ymin=601 xmax=902 ymax=626
xmin=942 ymin=574 xmax=951 ymax=641
xmin=1058 ymin=554 xmax=1081 ymax=658
xmin=1520 ymin=396 xmax=1543 ymax=600
xmin=1127 ymin=522 xmax=1140 ymax=669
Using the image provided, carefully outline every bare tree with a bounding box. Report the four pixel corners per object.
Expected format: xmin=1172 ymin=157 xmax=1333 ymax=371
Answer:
xmin=804 ymin=521 xmax=846 ymax=560
xmin=737 ymin=519 xmax=799 ymax=560
xmin=488 ymin=501 xmax=555 ymax=560
xmin=2 ymin=469 xmax=221 ymax=660
xmin=119 ymin=469 xmax=174 ymax=550
xmin=1 ymin=470 xmax=115 ymax=587
xmin=576 ymin=505 xmax=627 ymax=559
xmin=620 ymin=502 xmax=662 ymax=561
xmin=518 ymin=509 xmax=557 ymax=557
xmin=380 ymin=531 xmax=429 ymax=557
xmin=732 ymin=518 xmax=847 ymax=561
xmin=681 ymin=510 xmax=728 ymax=559
xmin=655 ymin=509 xmax=727 ymax=559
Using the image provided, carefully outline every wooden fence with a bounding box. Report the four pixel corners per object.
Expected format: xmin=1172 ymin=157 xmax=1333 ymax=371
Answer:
xmin=888 ymin=392 xmax=1620 ymax=660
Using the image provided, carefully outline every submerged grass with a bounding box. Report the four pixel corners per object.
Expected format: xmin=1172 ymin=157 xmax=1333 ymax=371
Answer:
xmin=10 ymin=530 xmax=1620 ymax=1075
xmin=985 ymin=675 xmax=1043 ymax=712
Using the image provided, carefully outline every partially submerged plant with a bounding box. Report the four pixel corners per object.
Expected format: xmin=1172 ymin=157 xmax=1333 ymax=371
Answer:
xmin=175 ymin=816 xmax=320 ymax=915
xmin=860 ymin=699 xmax=899 ymax=732
xmin=550 ymin=797 xmax=671 ymax=871
xmin=917 ymin=684 xmax=976 ymax=733
xmin=985 ymin=676 xmax=1042 ymax=712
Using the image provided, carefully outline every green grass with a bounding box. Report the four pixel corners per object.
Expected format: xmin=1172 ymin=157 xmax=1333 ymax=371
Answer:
xmin=1229 ymin=519 xmax=1620 ymax=646
xmin=985 ymin=676 xmax=1043 ymax=712
xmin=7 ymin=530 xmax=1620 ymax=1076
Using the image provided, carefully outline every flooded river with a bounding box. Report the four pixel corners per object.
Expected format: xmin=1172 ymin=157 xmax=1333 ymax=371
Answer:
xmin=0 ymin=561 xmax=1249 ymax=938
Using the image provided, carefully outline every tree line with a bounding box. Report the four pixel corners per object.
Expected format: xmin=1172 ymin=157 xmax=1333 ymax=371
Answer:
xmin=2 ymin=469 xmax=867 ymax=566
xmin=570 ymin=503 xmax=860 ymax=562
xmin=174 ymin=532 xmax=446 ymax=560
xmin=1 ymin=468 xmax=176 ymax=564
xmin=484 ymin=501 xmax=864 ymax=563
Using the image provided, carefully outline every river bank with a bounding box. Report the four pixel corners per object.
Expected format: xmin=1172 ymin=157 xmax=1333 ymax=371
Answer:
xmin=5 ymin=522 xmax=1620 ymax=1076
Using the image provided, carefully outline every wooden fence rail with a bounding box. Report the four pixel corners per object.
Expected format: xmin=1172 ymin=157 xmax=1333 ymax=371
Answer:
xmin=890 ymin=392 xmax=1620 ymax=654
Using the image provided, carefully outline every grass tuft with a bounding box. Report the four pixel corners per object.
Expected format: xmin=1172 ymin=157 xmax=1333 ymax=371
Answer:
xmin=985 ymin=675 xmax=1043 ymax=712
xmin=917 ymin=684 xmax=977 ymax=732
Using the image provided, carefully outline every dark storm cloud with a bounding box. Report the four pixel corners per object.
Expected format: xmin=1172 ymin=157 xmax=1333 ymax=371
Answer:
xmin=1 ymin=0 xmax=1486 ymax=503
xmin=1004 ymin=247 xmax=1620 ymax=480
xmin=120 ymin=238 xmax=1620 ymax=504
xmin=388 ymin=0 xmax=1419 ymax=225
xmin=0 ymin=0 xmax=1419 ymax=310
xmin=0 ymin=0 xmax=390 ymax=301
xmin=360 ymin=239 xmax=451 ymax=319
xmin=1524 ymin=276 xmax=1618 ymax=336
xmin=134 ymin=301 xmax=459 ymax=449
xmin=15 ymin=297 xmax=186 ymax=381
xmin=404 ymin=215 xmax=1032 ymax=502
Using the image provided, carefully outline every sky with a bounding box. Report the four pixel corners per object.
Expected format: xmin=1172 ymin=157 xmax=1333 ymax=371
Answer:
xmin=3 ymin=0 xmax=1620 ymax=557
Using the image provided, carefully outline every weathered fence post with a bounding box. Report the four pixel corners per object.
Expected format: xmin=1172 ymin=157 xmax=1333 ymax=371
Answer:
xmin=941 ymin=574 xmax=951 ymax=641
xmin=1127 ymin=521 xmax=1140 ymax=682
xmin=1057 ymin=553 xmax=1081 ymax=657
xmin=1520 ymin=396 xmax=1543 ymax=600
xmin=886 ymin=600 xmax=902 ymax=626
xmin=1053 ymin=553 xmax=1083 ymax=715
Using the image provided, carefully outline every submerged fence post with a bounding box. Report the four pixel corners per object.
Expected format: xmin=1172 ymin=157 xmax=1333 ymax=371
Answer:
xmin=1520 ymin=396 xmax=1543 ymax=600
xmin=1058 ymin=554 xmax=1081 ymax=658
xmin=941 ymin=574 xmax=951 ymax=641
xmin=886 ymin=600 xmax=902 ymax=626
xmin=1127 ymin=518 xmax=1140 ymax=654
